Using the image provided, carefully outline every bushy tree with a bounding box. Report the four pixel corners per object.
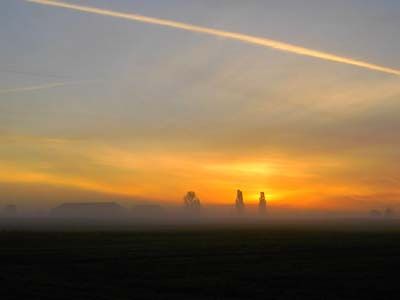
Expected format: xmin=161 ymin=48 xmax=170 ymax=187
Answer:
xmin=183 ymin=191 xmax=201 ymax=212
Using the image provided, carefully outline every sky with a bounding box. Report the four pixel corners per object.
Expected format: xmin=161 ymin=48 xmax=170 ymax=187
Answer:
xmin=1 ymin=0 xmax=400 ymax=211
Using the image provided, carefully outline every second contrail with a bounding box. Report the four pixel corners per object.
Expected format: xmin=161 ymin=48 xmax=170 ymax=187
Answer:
xmin=0 ymin=80 xmax=99 ymax=94
xmin=26 ymin=0 xmax=400 ymax=76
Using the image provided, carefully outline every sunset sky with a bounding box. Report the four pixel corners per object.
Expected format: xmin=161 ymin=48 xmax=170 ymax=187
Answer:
xmin=1 ymin=0 xmax=400 ymax=210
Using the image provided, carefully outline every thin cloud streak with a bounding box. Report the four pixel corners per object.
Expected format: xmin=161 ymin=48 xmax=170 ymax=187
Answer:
xmin=26 ymin=0 xmax=400 ymax=76
xmin=0 ymin=68 xmax=72 ymax=79
xmin=0 ymin=80 xmax=99 ymax=94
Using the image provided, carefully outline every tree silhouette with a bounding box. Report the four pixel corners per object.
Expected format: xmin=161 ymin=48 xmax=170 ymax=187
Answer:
xmin=259 ymin=192 xmax=267 ymax=214
xmin=183 ymin=191 xmax=201 ymax=212
xmin=235 ymin=190 xmax=245 ymax=213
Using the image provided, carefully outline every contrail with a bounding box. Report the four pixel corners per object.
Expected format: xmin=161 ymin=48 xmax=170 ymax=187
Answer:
xmin=0 ymin=80 xmax=97 ymax=94
xmin=0 ymin=68 xmax=72 ymax=79
xmin=26 ymin=0 xmax=400 ymax=76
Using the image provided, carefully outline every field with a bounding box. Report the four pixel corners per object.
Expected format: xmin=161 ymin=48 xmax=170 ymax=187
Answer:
xmin=1 ymin=222 xmax=400 ymax=299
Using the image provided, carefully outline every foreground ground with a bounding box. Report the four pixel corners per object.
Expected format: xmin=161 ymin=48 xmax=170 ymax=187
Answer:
xmin=1 ymin=222 xmax=400 ymax=299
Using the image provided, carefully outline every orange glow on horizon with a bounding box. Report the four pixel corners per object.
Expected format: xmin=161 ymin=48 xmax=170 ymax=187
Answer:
xmin=0 ymin=134 xmax=389 ymax=210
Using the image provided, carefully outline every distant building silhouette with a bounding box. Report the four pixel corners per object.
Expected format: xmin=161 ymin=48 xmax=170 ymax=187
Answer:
xmin=3 ymin=204 xmax=17 ymax=217
xmin=132 ymin=204 xmax=164 ymax=218
xmin=51 ymin=202 xmax=124 ymax=219
xmin=369 ymin=208 xmax=396 ymax=219
xmin=259 ymin=192 xmax=266 ymax=214
xmin=235 ymin=190 xmax=245 ymax=213
xmin=369 ymin=209 xmax=382 ymax=218
xmin=384 ymin=207 xmax=395 ymax=218
xmin=183 ymin=191 xmax=201 ymax=212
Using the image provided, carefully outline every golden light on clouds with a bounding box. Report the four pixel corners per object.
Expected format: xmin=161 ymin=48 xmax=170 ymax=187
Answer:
xmin=0 ymin=134 xmax=378 ymax=209
xmin=26 ymin=0 xmax=400 ymax=75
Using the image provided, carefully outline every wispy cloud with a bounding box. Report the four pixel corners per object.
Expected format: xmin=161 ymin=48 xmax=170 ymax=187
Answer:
xmin=0 ymin=80 xmax=99 ymax=94
xmin=26 ymin=0 xmax=400 ymax=75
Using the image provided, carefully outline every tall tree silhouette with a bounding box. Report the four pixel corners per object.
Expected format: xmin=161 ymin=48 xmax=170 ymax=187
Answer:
xmin=259 ymin=192 xmax=267 ymax=214
xmin=235 ymin=190 xmax=245 ymax=213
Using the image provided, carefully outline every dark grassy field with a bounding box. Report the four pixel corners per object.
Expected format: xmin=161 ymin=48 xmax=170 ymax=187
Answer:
xmin=1 ymin=224 xmax=400 ymax=299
